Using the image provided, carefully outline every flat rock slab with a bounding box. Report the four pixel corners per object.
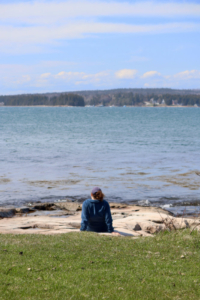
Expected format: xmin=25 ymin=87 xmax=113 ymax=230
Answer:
xmin=0 ymin=205 xmax=199 ymax=236
xmin=55 ymin=202 xmax=82 ymax=211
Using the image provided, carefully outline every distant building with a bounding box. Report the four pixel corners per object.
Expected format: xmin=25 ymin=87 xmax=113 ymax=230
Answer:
xmin=150 ymin=98 xmax=154 ymax=104
xmin=0 ymin=102 xmax=4 ymax=106
xmin=161 ymin=99 xmax=165 ymax=105
xmin=150 ymin=98 xmax=159 ymax=105
xmin=172 ymin=100 xmax=178 ymax=106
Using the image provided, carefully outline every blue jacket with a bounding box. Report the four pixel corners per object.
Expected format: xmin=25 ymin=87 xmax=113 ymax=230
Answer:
xmin=80 ymin=199 xmax=114 ymax=233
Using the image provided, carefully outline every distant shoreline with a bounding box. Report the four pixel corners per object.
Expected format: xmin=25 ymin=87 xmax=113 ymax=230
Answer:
xmin=1 ymin=88 xmax=200 ymax=107
xmin=0 ymin=105 xmax=198 ymax=108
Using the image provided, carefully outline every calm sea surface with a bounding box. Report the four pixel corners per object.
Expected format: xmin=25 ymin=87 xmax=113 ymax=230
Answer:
xmin=0 ymin=107 xmax=200 ymax=213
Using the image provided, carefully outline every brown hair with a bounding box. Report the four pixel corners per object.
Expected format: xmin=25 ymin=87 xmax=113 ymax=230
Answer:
xmin=92 ymin=190 xmax=105 ymax=202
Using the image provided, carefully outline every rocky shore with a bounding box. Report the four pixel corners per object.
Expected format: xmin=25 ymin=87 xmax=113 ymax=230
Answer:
xmin=0 ymin=201 xmax=200 ymax=237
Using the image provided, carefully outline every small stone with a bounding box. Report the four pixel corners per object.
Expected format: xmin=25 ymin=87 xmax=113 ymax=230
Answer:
xmin=27 ymin=268 xmax=31 ymax=271
xmin=134 ymin=224 xmax=141 ymax=231
xmin=181 ymin=255 xmax=185 ymax=259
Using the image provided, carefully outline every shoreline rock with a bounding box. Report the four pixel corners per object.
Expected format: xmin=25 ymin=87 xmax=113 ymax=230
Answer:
xmin=0 ymin=209 xmax=16 ymax=218
xmin=0 ymin=201 xmax=200 ymax=236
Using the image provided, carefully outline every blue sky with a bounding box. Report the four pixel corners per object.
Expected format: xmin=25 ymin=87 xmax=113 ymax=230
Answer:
xmin=0 ymin=0 xmax=200 ymax=94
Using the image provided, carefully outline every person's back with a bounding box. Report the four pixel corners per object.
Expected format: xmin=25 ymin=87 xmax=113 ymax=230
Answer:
xmin=80 ymin=198 xmax=113 ymax=232
xmin=80 ymin=187 xmax=120 ymax=236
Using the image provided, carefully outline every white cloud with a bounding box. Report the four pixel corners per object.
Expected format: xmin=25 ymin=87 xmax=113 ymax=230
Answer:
xmin=0 ymin=1 xmax=200 ymax=25
xmin=54 ymin=70 xmax=110 ymax=85
xmin=174 ymin=70 xmax=200 ymax=79
xmin=75 ymin=71 xmax=110 ymax=85
xmin=45 ymin=68 xmax=200 ymax=89
xmin=1 ymin=64 xmax=200 ymax=93
xmin=55 ymin=71 xmax=86 ymax=80
xmin=0 ymin=64 xmax=111 ymax=90
xmin=0 ymin=22 xmax=197 ymax=49
xmin=40 ymin=73 xmax=51 ymax=79
xmin=141 ymin=71 xmax=161 ymax=78
xmin=0 ymin=0 xmax=200 ymax=54
xmin=115 ymin=69 xmax=138 ymax=79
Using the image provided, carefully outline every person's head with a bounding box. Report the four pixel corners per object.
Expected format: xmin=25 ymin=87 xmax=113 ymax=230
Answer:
xmin=91 ymin=187 xmax=104 ymax=202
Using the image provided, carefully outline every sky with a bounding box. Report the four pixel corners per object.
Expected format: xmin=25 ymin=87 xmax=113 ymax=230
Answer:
xmin=0 ymin=0 xmax=200 ymax=94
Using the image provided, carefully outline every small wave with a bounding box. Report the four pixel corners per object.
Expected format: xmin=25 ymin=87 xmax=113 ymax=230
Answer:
xmin=137 ymin=199 xmax=151 ymax=206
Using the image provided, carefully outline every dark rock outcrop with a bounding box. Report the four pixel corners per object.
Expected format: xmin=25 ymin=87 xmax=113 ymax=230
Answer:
xmin=15 ymin=207 xmax=35 ymax=214
xmin=0 ymin=209 xmax=15 ymax=218
xmin=109 ymin=203 xmax=127 ymax=209
xmin=32 ymin=203 xmax=56 ymax=210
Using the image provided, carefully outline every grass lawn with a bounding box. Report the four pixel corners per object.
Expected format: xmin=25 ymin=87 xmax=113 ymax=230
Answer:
xmin=0 ymin=230 xmax=200 ymax=300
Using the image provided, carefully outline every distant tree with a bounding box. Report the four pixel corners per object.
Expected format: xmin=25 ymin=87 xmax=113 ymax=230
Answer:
xmin=134 ymin=94 xmax=141 ymax=104
xmin=90 ymin=96 xmax=101 ymax=106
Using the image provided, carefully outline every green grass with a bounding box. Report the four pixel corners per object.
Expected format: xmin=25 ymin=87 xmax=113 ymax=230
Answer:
xmin=0 ymin=230 xmax=200 ymax=300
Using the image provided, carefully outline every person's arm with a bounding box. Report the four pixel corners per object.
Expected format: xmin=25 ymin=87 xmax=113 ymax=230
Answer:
xmin=105 ymin=202 xmax=121 ymax=236
xmin=104 ymin=202 xmax=114 ymax=233
xmin=80 ymin=201 xmax=89 ymax=231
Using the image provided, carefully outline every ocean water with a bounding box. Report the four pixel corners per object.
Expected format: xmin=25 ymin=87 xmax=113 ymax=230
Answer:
xmin=0 ymin=107 xmax=200 ymax=213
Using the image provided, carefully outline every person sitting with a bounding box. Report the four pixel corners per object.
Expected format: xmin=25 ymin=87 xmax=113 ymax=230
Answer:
xmin=80 ymin=187 xmax=120 ymax=236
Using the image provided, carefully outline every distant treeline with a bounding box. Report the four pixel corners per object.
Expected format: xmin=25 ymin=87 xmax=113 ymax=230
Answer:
xmin=0 ymin=93 xmax=85 ymax=106
xmin=77 ymin=87 xmax=200 ymax=97
xmin=88 ymin=92 xmax=200 ymax=106
xmin=1 ymin=90 xmax=200 ymax=106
